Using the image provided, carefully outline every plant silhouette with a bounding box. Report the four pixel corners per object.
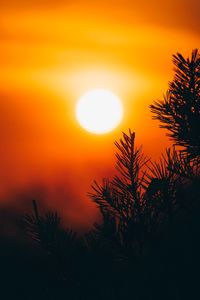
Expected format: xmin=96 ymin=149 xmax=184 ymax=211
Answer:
xmin=150 ymin=49 xmax=200 ymax=159
xmin=89 ymin=130 xmax=149 ymax=255
xmin=22 ymin=200 xmax=76 ymax=255
xmin=21 ymin=200 xmax=81 ymax=288
xmin=89 ymin=132 xmax=198 ymax=256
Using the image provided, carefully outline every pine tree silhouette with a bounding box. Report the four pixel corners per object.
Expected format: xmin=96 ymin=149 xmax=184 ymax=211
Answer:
xmin=89 ymin=130 xmax=149 ymax=254
xmin=150 ymin=49 xmax=200 ymax=159
xmin=22 ymin=200 xmax=76 ymax=255
xmin=21 ymin=200 xmax=78 ymax=285
xmin=89 ymin=131 xmax=196 ymax=255
xmin=144 ymin=148 xmax=184 ymax=226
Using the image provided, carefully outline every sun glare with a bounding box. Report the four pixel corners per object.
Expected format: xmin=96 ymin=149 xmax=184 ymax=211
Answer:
xmin=75 ymin=89 xmax=123 ymax=134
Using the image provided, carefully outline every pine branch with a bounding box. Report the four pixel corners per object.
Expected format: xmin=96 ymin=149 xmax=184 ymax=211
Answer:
xmin=150 ymin=49 xmax=200 ymax=158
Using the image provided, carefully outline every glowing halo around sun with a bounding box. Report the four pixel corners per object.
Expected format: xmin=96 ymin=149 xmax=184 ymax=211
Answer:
xmin=75 ymin=89 xmax=123 ymax=134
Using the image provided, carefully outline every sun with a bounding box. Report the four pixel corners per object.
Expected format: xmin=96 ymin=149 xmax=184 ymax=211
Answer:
xmin=75 ymin=89 xmax=123 ymax=134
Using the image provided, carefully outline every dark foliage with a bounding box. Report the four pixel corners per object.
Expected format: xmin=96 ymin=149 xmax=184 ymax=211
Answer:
xmin=89 ymin=130 xmax=149 ymax=254
xmin=150 ymin=49 xmax=200 ymax=158
xmin=22 ymin=200 xmax=76 ymax=256
xmin=21 ymin=200 xmax=80 ymax=287
xmin=89 ymin=130 xmax=200 ymax=256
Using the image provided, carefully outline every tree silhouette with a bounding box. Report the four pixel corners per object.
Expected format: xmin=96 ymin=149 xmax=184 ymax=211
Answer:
xmin=144 ymin=148 xmax=184 ymax=226
xmin=21 ymin=200 xmax=79 ymax=285
xmin=89 ymin=130 xmax=149 ymax=254
xmin=89 ymin=130 xmax=200 ymax=257
xmin=22 ymin=200 xmax=76 ymax=255
xmin=150 ymin=49 xmax=200 ymax=159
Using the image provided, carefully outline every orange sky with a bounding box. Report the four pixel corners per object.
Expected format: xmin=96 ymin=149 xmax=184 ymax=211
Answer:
xmin=0 ymin=0 xmax=200 ymax=229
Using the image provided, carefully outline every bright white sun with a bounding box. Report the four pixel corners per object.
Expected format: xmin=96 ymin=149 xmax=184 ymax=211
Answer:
xmin=76 ymin=89 xmax=123 ymax=134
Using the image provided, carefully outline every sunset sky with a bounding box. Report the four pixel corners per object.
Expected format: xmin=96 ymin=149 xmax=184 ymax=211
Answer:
xmin=1 ymin=0 xmax=200 ymax=229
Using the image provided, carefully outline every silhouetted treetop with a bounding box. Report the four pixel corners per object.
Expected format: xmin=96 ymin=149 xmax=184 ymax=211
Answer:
xmin=22 ymin=200 xmax=76 ymax=255
xmin=150 ymin=49 xmax=200 ymax=158
xmin=89 ymin=130 xmax=151 ymax=253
